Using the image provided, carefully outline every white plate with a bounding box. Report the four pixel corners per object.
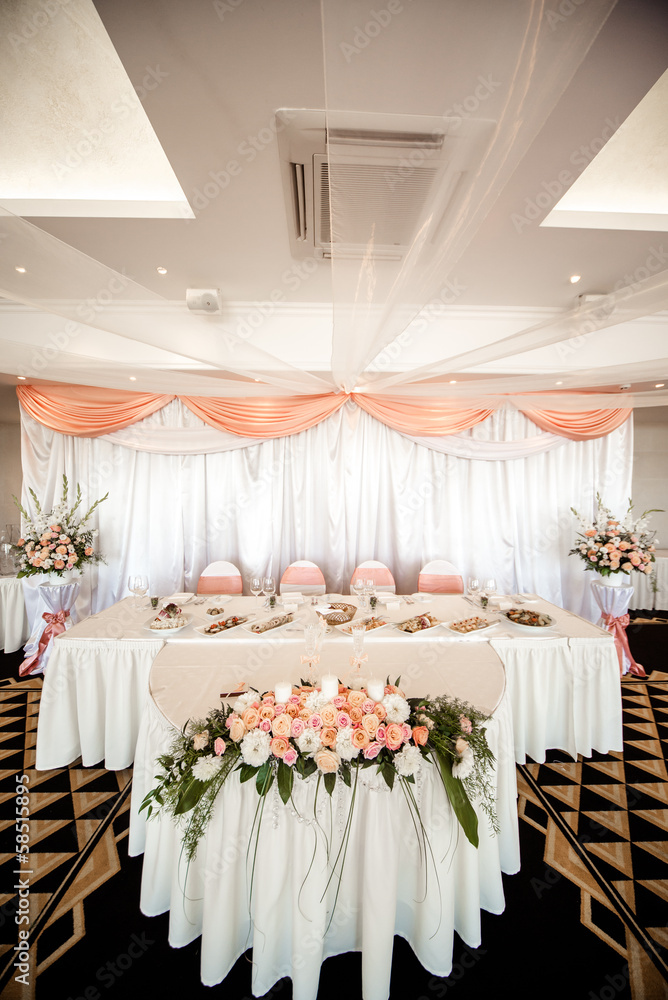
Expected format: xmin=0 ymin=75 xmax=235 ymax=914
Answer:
xmin=241 ymin=613 xmax=297 ymax=635
xmin=163 ymin=593 xmax=194 ymax=605
xmin=442 ymin=618 xmax=499 ymax=636
xmin=502 ymin=611 xmax=556 ymax=631
xmin=409 ymin=593 xmax=432 ymax=602
xmin=336 ymin=616 xmax=390 ymax=635
xmin=194 ymin=614 xmax=256 ymax=636
xmin=144 ymin=613 xmax=191 ymax=633
xmin=393 ymin=614 xmax=442 ymax=634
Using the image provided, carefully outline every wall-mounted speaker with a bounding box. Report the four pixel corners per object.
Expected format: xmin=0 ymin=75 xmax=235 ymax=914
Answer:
xmin=186 ymin=288 xmax=222 ymax=313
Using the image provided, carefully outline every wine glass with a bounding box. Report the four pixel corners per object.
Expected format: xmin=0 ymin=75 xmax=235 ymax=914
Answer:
xmin=263 ymin=576 xmax=275 ymax=603
xmin=352 ymin=578 xmax=366 ymax=609
xmin=250 ymin=576 xmax=262 ymax=607
xmin=128 ymin=574 xmax=149 ymax=610
xmin=483 ymin=578 xmax=497 ymax=598
xmin=468 ymin=577 xmax=480 ymax=603
xmin=351 ymin=621 xmax=366 ymax=659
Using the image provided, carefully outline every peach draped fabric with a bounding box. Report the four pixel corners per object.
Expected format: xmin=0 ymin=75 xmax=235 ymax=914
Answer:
xmin=352 ymin=393 xmax=494 ymax=436
xmin=180 ymin=393 xmax=347 ymax=438
xmin=417 ymin=573 xmax=464 ymax=595
xmin=17 ymin=385 xmax=173 ymax=436
xmin=196 ymin=576 xmax=243 ymax=595
xmin=517 ymin=407 xmax=632 ymax=441
xmin=17 ymin=386 xmax=632 ymax=441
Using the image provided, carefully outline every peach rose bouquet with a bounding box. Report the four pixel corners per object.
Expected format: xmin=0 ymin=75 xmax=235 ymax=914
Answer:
xmin=570 ymin=493 xmax=661 ymax=579
xmin=12 ymin=474 xmax=108 ymax=579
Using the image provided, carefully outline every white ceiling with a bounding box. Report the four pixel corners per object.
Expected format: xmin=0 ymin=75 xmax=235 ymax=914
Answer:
xmin=0 ymin=0 xmax=667 ymax=403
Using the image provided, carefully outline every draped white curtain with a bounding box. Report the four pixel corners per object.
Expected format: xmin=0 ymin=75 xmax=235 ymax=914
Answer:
xmin=19 ymin=401 xmax=632 ymax=627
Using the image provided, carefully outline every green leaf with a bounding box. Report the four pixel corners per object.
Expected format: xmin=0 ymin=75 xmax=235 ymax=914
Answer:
xmin=277 ymin=760 xmax=294 ymax=805
xmin=256 ymin=761 xmax=273 ymax=796
xmin=301 ymin=757 xmax=317 ymax=778
xmin=380 ymin=763 xmax=395 ymax=791
xmin=174 ymin=777 xmax=206 ymax=816
xmin=340 ymin=764 xmax=351 ymax=787
xmin=435 ymin=752 xmax=478 ymax=848
xmin=323 ymin=772 xmax=336 ymax=796
xmin=238 ymin=763 xmax=257 ymax=783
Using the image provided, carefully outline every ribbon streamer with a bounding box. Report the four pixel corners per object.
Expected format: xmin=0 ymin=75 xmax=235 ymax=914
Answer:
xmin=20 ymin=610 xmax=70 ymax=677
xmin=601 ymin=612 xmax=646 ymax=678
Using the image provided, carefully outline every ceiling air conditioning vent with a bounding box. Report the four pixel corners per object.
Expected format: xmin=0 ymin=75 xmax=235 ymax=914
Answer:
xmin=276 ymin=109 xmax=495 ymax=260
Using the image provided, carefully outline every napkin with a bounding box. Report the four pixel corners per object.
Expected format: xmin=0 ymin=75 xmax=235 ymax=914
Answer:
xmin=283 ymin=601 xmax=299 ymax=612
xmin=385 ymin=599 xmax=401 ymax=611
xmin=282 ymin=592 xmax=304 ymax=604
xmin=488 ymin=597 xmax=514 ymax=610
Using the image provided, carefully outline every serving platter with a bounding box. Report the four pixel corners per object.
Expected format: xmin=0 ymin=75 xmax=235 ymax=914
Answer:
xmin=442 ymin=617 xmax=498 ymax=636
xmin=144 ymin=614 xmax=191 ymax=633
xmin=502 ymin=608 xmax=556 ymax=630
xmin=336 ymin=616 xmax=389 ymax=634
xmin=241 ymin=613 xmax=296 ymax=635
xmin=194 ymin=615 xmax=256 ymax=636
xmin=393 ymin=613 xmax=442 ymax=634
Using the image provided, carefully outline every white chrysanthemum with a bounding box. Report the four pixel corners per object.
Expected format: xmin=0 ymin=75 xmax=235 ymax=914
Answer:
xmin=296 ymin=728 xmax=322 ymax=755
xmin=348 ymin=675 xmax=368 ymax=691
xmin=192 ymin=755 xmax=223 ymax=782
xmin=394 ymin=744 xmax=422 ymax=777
xmin=304 ymin=690 xmax=330 ymax=713
xmin=382 ymin=693 xmax=410 ymax=724
xmin=452 ymin=744 xmax=475 ymax=780
xmin=335 ymin=727 xmax=360 ymax=762
xmin=233 ymin=689 xmax=260 ymax=714
xmin=240 ymin=728 xmax=271 ymax=766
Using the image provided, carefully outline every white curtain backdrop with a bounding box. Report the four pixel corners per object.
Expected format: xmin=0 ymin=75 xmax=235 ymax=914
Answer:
xmin=19 ymin=401 xmax=632 ymax=629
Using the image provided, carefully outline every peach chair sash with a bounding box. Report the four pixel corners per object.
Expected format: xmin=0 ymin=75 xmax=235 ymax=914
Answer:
xmin=280 ymin=562 xmax=327 ymax=595
xmin=418 ymin=573 xmax=464 ymax=594
xmin=350 ymin=562 xmax=396 ymax=593
xmin=197 ymin=576 xmax=243 ymax=594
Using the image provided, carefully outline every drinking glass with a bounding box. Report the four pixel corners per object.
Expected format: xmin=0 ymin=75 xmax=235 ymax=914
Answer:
xmin=483 ymin=578 xmax=497 ymax=597
xmin=304 ymin=623 xmax=318 ymax=657
xmin=351 ymin=620 xmax=366 ymax=658
xmin=128 ymin=574 xmax=149 ymax=610
xmin=263 ymin=576 xmax=275 ymax=602
xmin=468 ymin=577 xmax=480 ymax=598
xmin=250 ymin=576 xmax=262 ymax=607
xmin=352 ymin=578 xmax=366 ymax=610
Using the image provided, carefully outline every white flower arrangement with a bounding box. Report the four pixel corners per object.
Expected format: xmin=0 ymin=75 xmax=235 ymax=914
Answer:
xmin=569 ymin=494 xmax=661 ymax=577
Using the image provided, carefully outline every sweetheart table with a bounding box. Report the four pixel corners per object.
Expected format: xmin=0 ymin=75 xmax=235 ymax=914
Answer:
xmin=129 ymin=642 xmax=518 ymax=1000
xmin=35 ymin=592 xmax=622 ymax=772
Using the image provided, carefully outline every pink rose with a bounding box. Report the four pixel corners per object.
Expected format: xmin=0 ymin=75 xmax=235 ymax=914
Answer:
xmin=260 ymin=719 xmax=272 ymax=732
xmin=376 ymin=724 xmax=387 ymax=745
xmin=274 ymin=703 xmax=286 ymax=715
xmin=320 ymin=726 xmax=338 ymax=748
xmin=288 ymin=694 xmax=301 ymax=705
xmin=361 ymin=698 xmax=375 ymax=715
xmin=373 ymin=703 xmax=387 ymax=721
xmin=307 ymin=713 xmax=323 ymax=729
xmin=459 ymin=715 xmax=473 ymax=734
xmin=402 ymin=723 xmax=412 ymax=743
xmin=214 ymin=737 xmax=226 ymax=755
xmin=332 ymin=696 xmax=346 ymax=709
xmin=228 ymin=716 xmax=247 ymax=742
xmin=259 ymin=705 xmax=275 ymax=721
xmin=336 ymin=712 xmax=351 ymax=728
xmin=385 ymin=723 xmax=404 ymax=751
xmin=320 ymin=704 xmax=337 ymax=727
xmin=291 ymin=718 xmax=305 ymax=738
xmin=262 ymin=694 xmax=275 ymax=705
xmin=347 ymin=690 xmax=366 ymax=708
xmin=361 ymin=713 xmax=379 ymax=737
xmin=242 ymin=707 xmax=260 ymax=730
xmin=412 ymin=726 xmax=429 ymax=746
xmin=283 ymin=748 xmax=298 ymax=767
xmin=363 ymin=741 xmax=382 ymax=760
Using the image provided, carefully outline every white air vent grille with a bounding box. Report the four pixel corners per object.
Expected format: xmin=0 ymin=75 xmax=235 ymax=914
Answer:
xmin=276 ymin=110 xmax=495 ymax=260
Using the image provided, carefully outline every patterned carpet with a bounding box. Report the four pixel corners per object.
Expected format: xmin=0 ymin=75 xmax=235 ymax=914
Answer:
xmin=0 ymin=659 xmax=667 ymax=999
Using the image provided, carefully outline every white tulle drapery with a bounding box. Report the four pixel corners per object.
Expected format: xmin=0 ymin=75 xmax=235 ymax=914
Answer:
xmin=19 ymin=401 xmax=632 ymax=628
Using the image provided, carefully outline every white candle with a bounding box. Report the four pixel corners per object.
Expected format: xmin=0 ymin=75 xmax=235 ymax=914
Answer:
xmin=320 ymin=674 xmax=339 ymax=700
xmin=274 ymin=681 xmax=292 ymax=704
xmin=367 ymin=678 xmax=385 ymax=702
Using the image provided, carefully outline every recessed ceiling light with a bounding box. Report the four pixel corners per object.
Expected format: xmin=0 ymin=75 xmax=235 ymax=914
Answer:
xmin=15 ymin=266 xmax=26 ymax=273
xmin=448 ymin=380 xmax=457 ymax=384
xmin=656 ymin=383 xmax=665 ymax=388
xmin=156 ymin=266 xmax=167 ymax=274
xmin=555 ymin=381 xmax=563 ymax=385
xmin=129 ymin=376 xmax=137 ymax=381
xmin=17 ymin=376 xmax=26 ymax=380
xmin=569 ymin=274 xmax=581 ymax=284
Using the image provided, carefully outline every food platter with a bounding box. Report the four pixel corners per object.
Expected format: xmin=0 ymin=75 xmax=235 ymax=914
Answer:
xmin=316 ymin=602 xmax=356 ymax=625
xmin=144 ymin=613 xmax=191 ymax=633
xmin=241 ymin=613 xmax=296 ymax=635
xmin=394 ymin=613 xmax=441 ymax=634
xmin=442 ymin=616 xmax=498 ymax=636
xmin=502 ymin=608 xmax=556 ymax=630
xmin=336 ymin=616 xmax=389 ymax=634
xmin=194 ymin=615 xmax=256 ymax=636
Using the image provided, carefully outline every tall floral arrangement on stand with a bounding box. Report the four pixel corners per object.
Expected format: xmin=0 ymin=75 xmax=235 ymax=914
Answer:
xmin=12 ymin=475 xmax=108 ymax=579
xmin=569 ymin=494 xmax=660 ymax=578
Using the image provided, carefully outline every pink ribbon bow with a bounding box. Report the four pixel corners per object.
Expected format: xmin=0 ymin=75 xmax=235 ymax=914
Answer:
xmin=601 ymin=612 xmax=646 ymax=678
xmin=300 ymin=654 xmax=320 ymax=668
xmin=349 ymin=653 xmax=369 ymax=669
xmin=20 ymin=610 xmax=70 ymax=677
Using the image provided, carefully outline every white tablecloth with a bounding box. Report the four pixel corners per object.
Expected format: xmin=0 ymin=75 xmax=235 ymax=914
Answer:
xmin=130 ymin=656 xmax=520 ymax=1000
xmin=35 ymin=593 xmax=622 ymax=770
xmin=0 ymin=576 xmax=30 ymax=653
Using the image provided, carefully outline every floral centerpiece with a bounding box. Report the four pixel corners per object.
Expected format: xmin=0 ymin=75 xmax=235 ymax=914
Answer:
xmin=140 ymin=679 xmax=497 ymax=870
xmin=569 ymin=494 xmax=660 ymax=578
xmin=12 ymin=475 xmax=108 ymax=579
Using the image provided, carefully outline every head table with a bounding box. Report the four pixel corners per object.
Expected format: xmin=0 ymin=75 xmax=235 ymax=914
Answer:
xmin=33 ymin=591 xmax=621 ymax=999
xmin=35 ymin=592 xmax=622 ymax=774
